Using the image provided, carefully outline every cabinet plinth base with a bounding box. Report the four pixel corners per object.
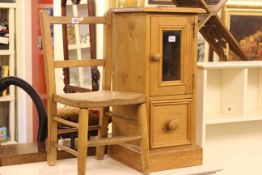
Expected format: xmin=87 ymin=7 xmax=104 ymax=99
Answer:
xmin=109 ymin=144 xmax=202 ymax=172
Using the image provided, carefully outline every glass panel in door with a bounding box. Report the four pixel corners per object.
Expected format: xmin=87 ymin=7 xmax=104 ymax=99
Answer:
xmin=162 ymin=31 xmax=181 ymax=81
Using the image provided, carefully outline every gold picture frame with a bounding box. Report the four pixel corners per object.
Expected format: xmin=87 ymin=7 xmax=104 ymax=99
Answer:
xmin=148 ymin=0 xmax=176 ymax=5
xmin=223 ymin=2 xmax=262 ymax=60
xmin=111 ymin=0 xmax=145 ymax=8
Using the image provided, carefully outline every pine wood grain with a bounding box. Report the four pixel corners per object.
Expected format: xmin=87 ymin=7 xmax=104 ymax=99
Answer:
xmin=77 ymin=109 xmax=89 ymax=175
xmin=138 ymin=103 xmax=150 ymax=175
xmin=49 ymin=16 xmax=106 ymax=24
xmin=53 ymin=91 xmax=146 ymax=108
xmin=40 ymin=10 xmax=58 ymax=166
xmin=111 ymin=7 xmax=206 ymax=13
xmin=89 ymin=136 xmax=142 ymax=147
xmin=96 ymin=108 xmax=109 ymax=160
xmin=110 ymin=144 xmax=202 ymax=172
xmin=54 ymin=59 xmax=105 ymax=68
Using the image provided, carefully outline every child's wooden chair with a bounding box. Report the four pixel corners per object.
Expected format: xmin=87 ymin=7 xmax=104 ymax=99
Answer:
xmin=39 ymin=10 xmax=149 ymax=175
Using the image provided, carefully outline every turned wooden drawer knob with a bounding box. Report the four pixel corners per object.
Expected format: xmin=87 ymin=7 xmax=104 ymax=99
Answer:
xmin=151 ymin=53 xmax=161 ymax=61
xmin=167 ymin=119 xmax=178 ymax=131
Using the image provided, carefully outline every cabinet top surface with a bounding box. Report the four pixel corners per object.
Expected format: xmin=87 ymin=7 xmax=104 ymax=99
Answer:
xmin=198 ymin=61 xmax=262 ymax=70
xmin=110 ymin=7 xmax=206 ymax=14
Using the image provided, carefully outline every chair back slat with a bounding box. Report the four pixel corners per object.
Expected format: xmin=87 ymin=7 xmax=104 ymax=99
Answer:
xmin=102 ymin=11 xmax=112 ymax=91
xmin=49 ymin=16 xmax=106 ymax=24
xmin=40 ymin=10 xmax=57 ymax=98
xmin=54 ymin=59 xmax=105 ymax=68
xmin=40 ymin=9 xmax=111 ymax=96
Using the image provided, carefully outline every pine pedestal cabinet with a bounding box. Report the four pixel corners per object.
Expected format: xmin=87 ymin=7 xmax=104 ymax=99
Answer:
xmin=108 ymin=7 xmax=203 ymax=172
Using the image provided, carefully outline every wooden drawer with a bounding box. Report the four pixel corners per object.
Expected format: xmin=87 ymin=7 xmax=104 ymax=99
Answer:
xmin=150 ymin=99 xmax=193 ymax=148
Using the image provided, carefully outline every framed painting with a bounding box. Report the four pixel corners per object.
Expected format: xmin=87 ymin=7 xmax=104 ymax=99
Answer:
xmin=223 ymin=3 xmax=262 ymax=60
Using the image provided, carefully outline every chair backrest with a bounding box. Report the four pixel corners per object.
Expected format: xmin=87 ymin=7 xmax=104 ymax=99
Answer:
xmin=39 ymin=10 xmax=112 ymax=100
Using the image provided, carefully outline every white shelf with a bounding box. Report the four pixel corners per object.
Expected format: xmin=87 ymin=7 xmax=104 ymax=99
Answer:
xmin=0 ymin=3 xmax=16 ymax=144
xmin=0 ymin=140 xmax=17 ymax=145
xmin=205 ymin=68 xmax=245 ymax=119
xmin=197 ymin=61 xmax=262 ymax=174
xmin=198 ymin=61 xmax=262 ymax=70
xmin=0 ymin=3 xmax=16 ymax=8
xmin=0 ymin=49 xmax=15 ymax=55
xmin=0 ymin=95 xmax=15 ymax=102
xmin=198 ymin=61 xmax=262 ymax=125
xmin=206 ymin=113 xmax=262 ymax=125
xmin=68 ymin=43 xmax=90 ymax=50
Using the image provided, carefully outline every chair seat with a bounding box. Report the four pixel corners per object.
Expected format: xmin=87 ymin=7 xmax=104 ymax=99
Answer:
xmin=53 ymin=90 xmax=146 ymax=108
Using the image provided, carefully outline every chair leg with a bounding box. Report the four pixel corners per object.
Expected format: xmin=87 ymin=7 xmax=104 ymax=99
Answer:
xmin=96 ymin=107 xmax=109 ymax=160
xmin=47 ymin=103 xmax=58 ymax=166
xmin=78 ymin=109 xmax=89 ymax=175
xmin=138 ymin=103 xmax=150 ymax=175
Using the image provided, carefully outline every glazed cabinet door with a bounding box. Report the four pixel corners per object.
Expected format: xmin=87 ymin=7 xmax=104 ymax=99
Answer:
xmin=150 ymin=15 xmax=195 ymax=96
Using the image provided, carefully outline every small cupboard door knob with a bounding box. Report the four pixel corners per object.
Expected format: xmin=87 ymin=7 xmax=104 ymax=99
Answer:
xmin=167 ymin=119 xmax=178 ymax=131
xmin=151 ymin=53 xmax=161 ymax=61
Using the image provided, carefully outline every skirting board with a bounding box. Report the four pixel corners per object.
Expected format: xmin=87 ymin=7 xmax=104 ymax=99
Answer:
xmin=0 ymin=143 xmax=95 ymax=166
xmin=110 ymin=144 xmax=203 ymax=172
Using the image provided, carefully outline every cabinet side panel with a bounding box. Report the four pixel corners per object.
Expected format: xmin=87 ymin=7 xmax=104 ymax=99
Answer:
xmin=111 ymin=13 xmax=147 ymax=138
xmin=112 ymin=13 xmax=147 ymax=93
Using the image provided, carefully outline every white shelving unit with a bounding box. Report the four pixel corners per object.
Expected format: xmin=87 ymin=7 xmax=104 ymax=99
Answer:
xmin=197 ymin=61 xmax=262 ymax=175
xmin=197 ymin=61 xmax=262 ymax=125
xmin=0 ymin=1 xmax=16 ymax=144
